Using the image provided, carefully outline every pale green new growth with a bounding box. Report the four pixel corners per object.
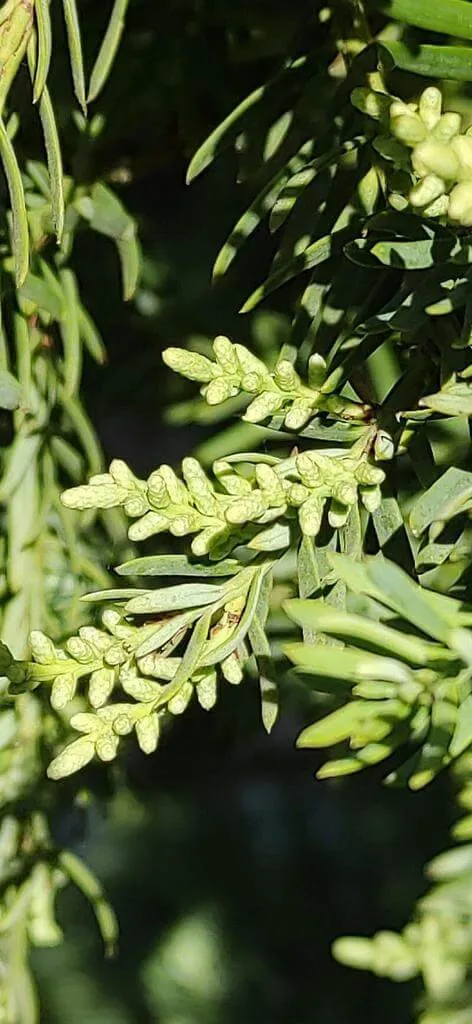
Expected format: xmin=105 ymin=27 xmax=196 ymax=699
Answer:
xmin=163 ymin=337 xmax=370 ymax=429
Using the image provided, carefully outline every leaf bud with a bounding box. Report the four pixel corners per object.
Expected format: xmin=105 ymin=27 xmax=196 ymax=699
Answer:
xmin=287 ymin=483 xmax=310 ymax=506
xmin=374 ymin=430 xmax=395 ymax=461
xmin=213 ymin=335 xmax=238 ymax=373
xmin=412 ymin=140 xmax=459 ymax=181
xmin=147 ymin=470 xmax=169 ymax=507
xmin=109 ymin=459 xmax=139 ymax=489
xmin=244 ymin=392 xmax=283 ymax=423
xmin=451 ymin=134 xmax=472 ymax=181
xmin=241 ymin=372 xmax=263 ymax=393
xmin=47 ymin=737 xmax=95 ymax=780
xmin=51 ymin=674 xmax=77 ymax=710
xmin=448 ymin=181 xmax=472 ymax=226
xmin=88 ymin=668 xmax=115 ymax=709
xmin=418 ymin=86 xmax=442 ymax=130
xmin=225 ymin=493 xmax=266 ymax=525
xmin=298 ymin=495 xmax=324 ymax=536
xmin=113 ymin=713 xmax=134 ymax=736
xmin=357 ymin=166 xmax=380 ymax=215
xmin=135 ymin=713 xmax=161 ymax=753
xmin=355 ymin=462 xmax=386 ymax=485
xmin=284 ymin=399 xmax=314 ymax=430
xmin=196 ymin=670 xmax=218 ymax=709
xmin=191 ymin=526 xmax=226 ymax=557
xmin=255 ymin=464 xmax=280 ymax=493
xmin=332 ymin=480 xmax=357 ymax=505
xmin=66 ymin=637 xmax=94 ymax=663
xmin=328 ymin=499 xmax=350 ymax=528
xmin=204 ymin=377 xmax=235 ymax=405
xmin=351 ymin=88 xmax=391 ymax=121
xmin=222 ymin=653 xmax=243 ymax=684
xmin=124 ymin=494 xmax=149 ymax=517
xmin=409 ymin=173 xmax=445 ymax=209
xmin=162 ymin=347 xmax=215 ymax=383
xmin=30 ymin=631 xmax=56 ymax=664
xmin=360 ymin=484 xmax=382 ymax=512
xmin=422 ymin=194 xmax=450 ymax=218
xmin=128 ymin=511 xmax=169 ymax=541
xmin=390 ymin=114 xmax=426 ymax=148
xmin=168 ymin=681 xmax=194 ymax=715
xmin=296 ymin=452 xmax=322 ymax=488
xmin=273 ymin=359 xmax=299 ymax=391
xmin=95 ymin=734 xmax=120 ymax=762
xmin=432 ymin=112 xmax=462 ymax=142
xmin=308 ymin=353 xmax=327 ymax=389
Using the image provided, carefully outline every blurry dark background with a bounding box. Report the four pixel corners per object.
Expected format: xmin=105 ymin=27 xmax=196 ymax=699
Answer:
xmin=31 ymin=2 xmax=452 ymax=1019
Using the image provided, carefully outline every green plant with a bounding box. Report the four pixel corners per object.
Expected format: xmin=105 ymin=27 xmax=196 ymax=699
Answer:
xmin=7 ymin=0 xmax=472 ymax=1021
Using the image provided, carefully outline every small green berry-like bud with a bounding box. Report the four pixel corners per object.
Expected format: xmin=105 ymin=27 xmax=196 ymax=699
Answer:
xmin=448 ymin=181 xmax=472 ymax=226
xmin=418 ymin=86 xmax=442 ymax=130
xmin=390 ymin=114 xmax=426 ymax=148
xmin=432 ymin=112 xmax=462 ymax=143
xmin=409 ymin=174 xmax=445 ymax=209
xmin=412 ymin=141 xmax=459 ymax=181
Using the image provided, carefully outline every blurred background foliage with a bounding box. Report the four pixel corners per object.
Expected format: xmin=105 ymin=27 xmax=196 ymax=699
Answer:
xmin=29 ymin=0 xmax=454 ymax=1019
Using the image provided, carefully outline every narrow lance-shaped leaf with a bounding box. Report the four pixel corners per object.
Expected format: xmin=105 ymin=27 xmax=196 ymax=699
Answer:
xmin=58 ymin=851 xmax=118 ymax=957
xmin=410 ymin=468 xmax=472 ymax=537
xmin=62 ymin=0 xmax=87 ymax=115
xmin=285 ymin=599 xmax=439 ymax=665
xmin=33 ymin=0 xmax=52 ymax=101
xmin=88 ymin=0 xmax=130 ymax=103
xmin=0 ymin=119 xmax=29 ymax=286
xmin=155 ymin=611 xmax=212 ymax=708
xmin=116 ymin=554 xmax=241 ymax=578
xmin=240 ymin=234 xmax=334 ymax=313
xmin=373 ymin=0 xmax=472 ymax=39
xmin=285 ymin=642 xmax=412 ymax=684
xmin=59 ymin=269 xmax=82 ymax=396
